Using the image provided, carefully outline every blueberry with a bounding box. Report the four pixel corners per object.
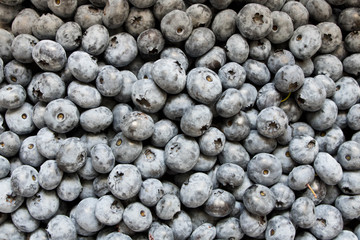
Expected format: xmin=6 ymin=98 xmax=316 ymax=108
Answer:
xmin=168 ymin=211 xmax=192 ymax=240
xmin=243 ymin=59 xmax=271 ymax=86
xmin=180 ymin=104 xmax=212 ymax=137
xmin=104 ymin=33 xmax=138 ymax=68
xmin=0 ymin=178 xmax=24 ymax=213
xmin=224 ymin=34 xmax=249 ymax=64
xmin=281 ymin=1 xmax=309 ymax=29
xmin=11 ymin=34 xmax=38 ymax=63
xmin=335 ymin=195 xmax=360 ymax=220
xmin=190 ymin=223 xmax=216 ymax=240
xmin=46 ymin=215 xmax=77 ymax=240
xmin=75 ymin=197 xmax=104 ymax=233
xmin=10 ymin=165 xmax=39 ymax=198
xmin=309 ymin=204 xmax=343 ymax=239
xmin=150 ymin=119 xmax=178 ymax=148
xmin=220 ymin=111 xmax=251 ymax=141
xmin=267 ymin=49 xmax=296 ymax=74
xmin=265 ymin=215 xmax=296 ymax=240
xmin=290 ymin=197 xmax=316 ymax=229
xmin=289 ymin=25 xmax=322 ymax=60
xmin=216 ymin=217 xmax=244 ymax=240
xmin=247 ymin=153 xmax=282 ymax=186
xmin=160 ymin=10 xmax=192 ymax=43
xmin=243 ymin=130 xmax=277 ymax=155
xmin=48 ymin=0 xmax=77 ymax=18
xmin=347 ymin=104 xmax=360 ymax=130
xmin=139 ymin=178 xmax=164 ymax=207
xmin=338 ymin=7 xmax=360 ymax=32
xmin=195 ymin=46 xmax=227 ymax=71
xmin=0 ymin=84 xmax=26 ymax=109
xmin=332 ymin=77 xmax=360 ymax=110
xmin=19 ymin=135 xmax=45 ymax=167
xmin=125 ymin=7 xmax=155 ymax=38
xmin=239 ymin=209 xmax=267 ymax=238
xmin=110 ymin=132 xmax=142 ymax=164
xmin=28 ymin=228 xmax=48 ymax=240
xmin=120 ymin=111 xmax=154 ymax=141
xmin=0 ymin=221 xmax=25 ymax=240
xmin=236 ymin=3 xmax=273 ymax=40
xmin=160 ymin=47 xmax=189 ymax=72
xmin=104 ymin=232 xmax=132 ymax=240
xmin=164 ymin=134 xmax=200 ymax=173
xmin=93 ymin=175 xmax=110 ymax=198
xmin=274 ymin=65 xmax=304 ymax=93
xmin=5 ymin=102 xmax=35 ymax=135
xmin=80 ymin=106 xmax=113 ymax=133
xmin=155 ymin=193 xmax=181 ymax=220
xmin=216 ymin=163 xmax=245 ymax=187
xmin=137 ymin=28 xmax=165 ymax=60
xmin=205 ymin=188 xmax=235 ymax=217
xmin=295 ymin=77 xmax=326 ymax=112
xmin=0 ymin=131 xmax=21 ymax=157
xmin=288 ymin=165 xmax=315 ymax=191
xmin=291 ymin=122 xmax=315 ymax=138
xmin=0 ymin=155 xmax=10 ymax=178
xmin=4 ymin=60 xmax=32 ymax=86
xmin=38 ymin=160 xmax=63 ymax=190
xmin=68 ymin=51 xmax=99 ymax=83
xmin=26 ymin=189 xmax=59 ymax=221
xmin=163 ymin=93 xmax=195 ymax=121
xmin=90 ymin=143 xmax=115 ymax=174
xmin=67 ymin=81 xmax=102 ymax=109
xmin=192 ymin=154 xmax=217 ymax=172
xmin=313 ymin=54 xmax=343 ymax=81
xmin=107 ymin=164 xmax=142 ymax=200
xmin=114 ymin=70 xmax=138 ymax=103
xmin=333 ymin=230 xmax=358 ymax=240
xmin=248 ymin=38 xmax=272 ymax=61
xmin=345 ymin=31 xmax=360 ymax=53
xmin=288 ymin=135 xmax=318 ymax=164
xmin=32 ymin=40 xmax=67 ymax=72
xmin=74 ymin=4 xmax=103 ymax=30
xmin=11 ymin=8 xmax=39 ymax=36
xmin=55 ymin=21 xmax=82 ymax=51
xmin=0 ymin=29 xmax=14 ymax=63
xmin=267 ymin=11 xmax=294 ymax=44
xmin=56 ymin=137 xmax=86 ymax=173
xmin=179 ymin=172 xmax=212 ymax=208
xmin=102 ymin=0 xmax=129 ymax=29
xmin=314 ymin=152 xmax=343 ymax=185
xmin=257 ymin=106 xmax=288 ymax=139
xmin=317 ymin=22 xmax=343 ymax=54
xmin=270 ymin=183 xmax=295 ymax=210
xmin=95 ymin=194 xmax=124 ymax=226
xmin=123 ymin=202 xmax=152 ymax=232
xmin=148 ymin=222 xmax=174 ymax=240
xmin=32 ymin=13 xmax=64 ymax=40
xmin=186 ymin=3 xmax=212 ymax=28
xmin=338 ymin=170 xmax=360 ymax=195
xmin=337 ymin=141 xmax=360 ymax=170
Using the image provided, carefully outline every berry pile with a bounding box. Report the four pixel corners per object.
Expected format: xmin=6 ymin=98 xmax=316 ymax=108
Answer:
xmin=0 ymin=0 xmax=360 ymax=239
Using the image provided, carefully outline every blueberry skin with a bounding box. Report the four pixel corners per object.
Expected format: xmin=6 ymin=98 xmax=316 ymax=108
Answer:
xmin=28 ymin=228 xmax=48 ymax=240
xmin=104 ymin=33 xmax=138 ymax=68
xmin=75 ymin=197 xmax=104 ymax=233
xmin=31 ymin=13 xmax=64 ymax=40
xmin=123 ymin=202 xmax=152 ymax=232
xmin=19 ymin=135 xmax=45 ymax=167
xmin=274 ymin=65 xmax=304 ymax=94
xmin=247 ymin=153 xmax=282 ymax=186
xmin=11 ymin=8 xmax=39 ymax=36
xmin=314 ymin=152 xmax=343 ymax=185
xmin=317 ymin=22 xmax=342 ymax=54
xmin=310 ymin=204 xmax=343 ymax=240
xmin=239 ymin=209 xmax=267 ymax=238
xmin=160 ymin=47 xmax=189 ymax=72
xmin=243 ymin=59 xmax=271 ymax=86
xmin=74 ymin=4 xmax=103 ymax=30
xmin=107 ymin=164 xmax=142 ymax=200
xmin=5 ymin=102 xmax=35 ymax=135
xmin=104 ymin=232 xmax=132 ymax=240
xmin=256 ymin=106 xmax=288 ymax=139
xmin=134 ymin=146 xmax=166 ymax=179
xmin=56 ymin=137 xmax=87 ymax=173
xmin=58 ymin=173 xmax=84 ymax=202
xmin=151 ymin=58 xmax=186 ymax=94
xmin=55 ymin=21 xmax=82 ymax=51
xmin=111 ymin=132 xmax=142 ymax=164
xmin=218 ymin=62 xmax=246 ymax=90
xmin=195 ymin=46 xmax=227 ymax=71
xmin=150 ymin=119 xmax=178 ymax=148
xmin=95 ymin=194 xmax=124 ymax=226
xmin=155 ymin=194 xmax=181 ymax=220
xmin=164 ymin=134 xmax=200 ymax=173
xmin=249 ymin=38 xmax=272 ymax=61
xmin=32 ymin=40 xmax=67 ymax=72
xmin=38 ymin=160 xmax=63 ymax=190
xmin=338 ymin=170 xmax=360 ymax=195
xmin=180 ymin=104 xmax=212 ymax=137
xmin=333 ymin=230 xmax=358 ymax=240
xmin=347 ymin=104 xmax=360 ymax=130
xmin=90 ymin=143 xmax=115 ymax=174
xmin=270 ymin=183 xmax=295 ymax=210
xmin=67 ymin=81 xmax=102 ymax=109
xmin=0 ymin=178 xmax=24 ymax=213
xmin=198 ymin=127 xmax=225 ymax=156
xmin=265 ymin=215 xmax=296 ymax=240
xmin=0 ymin=84 xmax=26 ymax=109
xmin=68 ymin=51 xmax=99 ymax=83
xmin=186 ymin=3 xmax=212 ymax=28
xmin=125 ymin=7 xmax=156 ymax=38
xmin=46 ymin=215 xmax=77 ymax=240
xmin=131 ymin=79 xmax=167 ymax=113
xmin=256 ymin=83 xmax=282 ymax=111
xmin=11 ymin=34 xmax=38 ymax=63
xmin=290 ymin=197 xmax=316 ymax=229
xmin=0 ymin=29 xmax=14 ymax=63
xmin=120 ymin=111 xmax=155 ymax=141
xmin=44 ymin=98 xmax=80 ymax=134
xmin=26 ymin=189 xmax=59 ymax=221
xmin=236 ymin=3 xmax=273 ymax=40
xmin=268 ymin=11 xmax=294 ymax=44
xmin=180 ymin=172 xmax=213 ymax=208
xmin=36 ymin=127 xmax=65 ymax=159
xmin=216 ymin=163 xmax=245 ymax=187
xmin=112 ymin=104 xmax=133 ymax=131
xmin=0 ymin=155 xmax=10 ymax=178
xmin=243 ymin=130 xmax=277 ymax=155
